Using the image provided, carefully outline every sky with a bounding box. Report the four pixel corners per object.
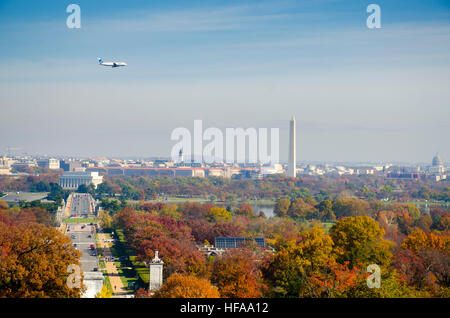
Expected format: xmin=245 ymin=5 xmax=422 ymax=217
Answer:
xmin=0 ymin=0 xmax=449 ymax=164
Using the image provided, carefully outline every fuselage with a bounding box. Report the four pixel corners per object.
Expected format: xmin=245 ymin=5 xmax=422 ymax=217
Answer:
xmin=99 ymin=61 xmax=127 ymax=67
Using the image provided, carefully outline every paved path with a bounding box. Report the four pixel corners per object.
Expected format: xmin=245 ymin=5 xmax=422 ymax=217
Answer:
xmin=98 ymin=233 xmax=128 ymax=296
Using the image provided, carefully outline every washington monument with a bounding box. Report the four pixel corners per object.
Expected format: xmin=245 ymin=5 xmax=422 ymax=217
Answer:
xmin=288 ymin=116 xmax=296 ymax=177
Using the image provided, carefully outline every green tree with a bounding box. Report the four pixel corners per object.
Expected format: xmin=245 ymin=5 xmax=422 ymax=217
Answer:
xmin=274 ymin=198 xmax=290 ymax=217
xmin=262 ymin=226 xmax=334 ymax=297
xmin=330 ymin=216 xmax=393 ymax=267
xmin=98 ymin=210 xmax=112 ymax=229
xmin=288 ymin=198 xmax=317 ymax=220
xmin=318 ymin=200 xmax=335 ymax=222
xmin=332 ymin=198 xmax=371 ymax=218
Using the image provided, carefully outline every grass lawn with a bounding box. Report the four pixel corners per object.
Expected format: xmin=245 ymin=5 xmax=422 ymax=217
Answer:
xmin=98 ymin=260 xmax=113 ymax=295
xmin=63 ymin=217 xmax=97 ymax=224
xmin=322 ymin=222 xmax=335 ymax=232
xmin=114 ymin=261 xmax=138 ymax=291
xmin=108 ymin=229 xmax=142 ymax=291
xmin=129 ymin=256 xmax=149 ymax=285
xmin=114 ymin=229 xmax=149 ymax=286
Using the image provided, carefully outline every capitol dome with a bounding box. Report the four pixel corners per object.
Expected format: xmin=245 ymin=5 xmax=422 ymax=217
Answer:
xmin=432 ymin=154 xmax=443 ymax=166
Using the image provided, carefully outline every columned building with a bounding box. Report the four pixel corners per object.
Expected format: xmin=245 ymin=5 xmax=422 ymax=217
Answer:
xmin=59 ymin=171 xmax=103 ymax=190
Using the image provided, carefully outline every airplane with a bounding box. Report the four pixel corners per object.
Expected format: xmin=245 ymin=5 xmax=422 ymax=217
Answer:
xmin=98 ymin=58 xmax=127 ymax=68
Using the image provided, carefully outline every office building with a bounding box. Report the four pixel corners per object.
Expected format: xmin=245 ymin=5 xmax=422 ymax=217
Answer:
xmin=37 ymin=158 xmax=60 ymax=170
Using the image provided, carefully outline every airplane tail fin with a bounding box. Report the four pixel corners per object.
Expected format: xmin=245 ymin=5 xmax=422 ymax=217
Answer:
xmin=98 ymin=58 xmax=103 ymax=64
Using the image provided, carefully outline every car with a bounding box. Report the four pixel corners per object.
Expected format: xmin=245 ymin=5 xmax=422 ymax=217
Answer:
xmin=88 ymin=234 xmax=92 ymax=238
xmin=71 ymin=235 xmax=76 ymax=239
xmin=73 ymin=243 xmax=77 ymax=247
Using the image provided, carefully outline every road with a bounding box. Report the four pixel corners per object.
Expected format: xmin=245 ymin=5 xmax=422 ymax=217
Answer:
xmin=70 ymin=193 xmax=95 ymax=217
xmin=67 ymin=223 xmax=98 ymax=273
xmin=63 ymin=193 xmax=103 ymax=297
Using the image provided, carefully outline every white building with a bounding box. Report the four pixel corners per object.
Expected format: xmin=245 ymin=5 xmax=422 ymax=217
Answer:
xmin=59 ymin=171 xmax=103 ymax=190
xmin=0 ymin=156 xmax=12 ymax=175
xmin=288 ymin=116 xmax=297 ymax=177
xmin=37 ymin=158 xmax=60 ymax=170
xmin=260 ymin=164 xmax=284 ymax=176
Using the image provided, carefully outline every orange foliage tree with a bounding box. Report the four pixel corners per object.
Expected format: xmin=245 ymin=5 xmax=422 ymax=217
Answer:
xmin=401 ymin=229 xmax=450 ymax=254
xmin=211 ymin=248 xmax=266 ymax=298
xmin=0 ymin=222 xmax=84 ymax=297
xmin=153 ymin=273 xmax=220 ymax=298
xmin=305 ymin=259 xmax=367 ymax=297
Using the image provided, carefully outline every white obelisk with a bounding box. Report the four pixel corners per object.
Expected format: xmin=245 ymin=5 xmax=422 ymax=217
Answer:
xmin=288 ymin=116 xmax=296 ymax=177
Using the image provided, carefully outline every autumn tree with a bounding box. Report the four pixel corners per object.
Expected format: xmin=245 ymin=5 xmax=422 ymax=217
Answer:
xmin=211 ymin=249 xmax=266 ymax=298
xmin=98 ymin=209 xmax=112 ymax=229
xmin=329 ymin=216 xmax=393 ymax=267
xmin=186 ymin=219 xmax=216 ymax=243
xmin=0 ymin=200 xmax=8 ymax=210
xmin=153 ymin=273 xmax=220 ymax=298
xmin=206 ymin=206 xmax=232 ymax=223
xmin=274 ymin=198 xmax=290 ymax=217
xmin=288 ymin=198 xmax=317 ymax=220
xmin=332 ymin=198 xmax=371 ymax=218
xmin=434 ymin=214 xmax=450 ymax=231
xmin=317 ymin=200 xmax=336 ymax=222
xmin=115 ymin=208 xmax=207 ymax=277
xmin=236 ymin=203 xmax=254 ymax=217
xmin=304 ymin=259 xmax=367 ymax=298
xmin=178 ymin=202 xmax=212 ymax=219
xmin=0 ymin=222 xmax=84 ymax=297
xmin=158 ymin=204 xmax=181 ymax=220
xmin=96 ymin=285 xmax=112 ymax=298
xmin=415 ymin=214 xmax=433 ymax=232
xmin=401 ymin=229 xmax=449 ymax=255
xmin=393 ymin=230 xmax=450 ymax=296
xmin=262 ymin=226 xmax=334 ymax=297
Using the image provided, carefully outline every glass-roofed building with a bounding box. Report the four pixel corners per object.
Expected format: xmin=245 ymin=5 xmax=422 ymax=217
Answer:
xmin=215 ymin=237 xmax=265 ymax=249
